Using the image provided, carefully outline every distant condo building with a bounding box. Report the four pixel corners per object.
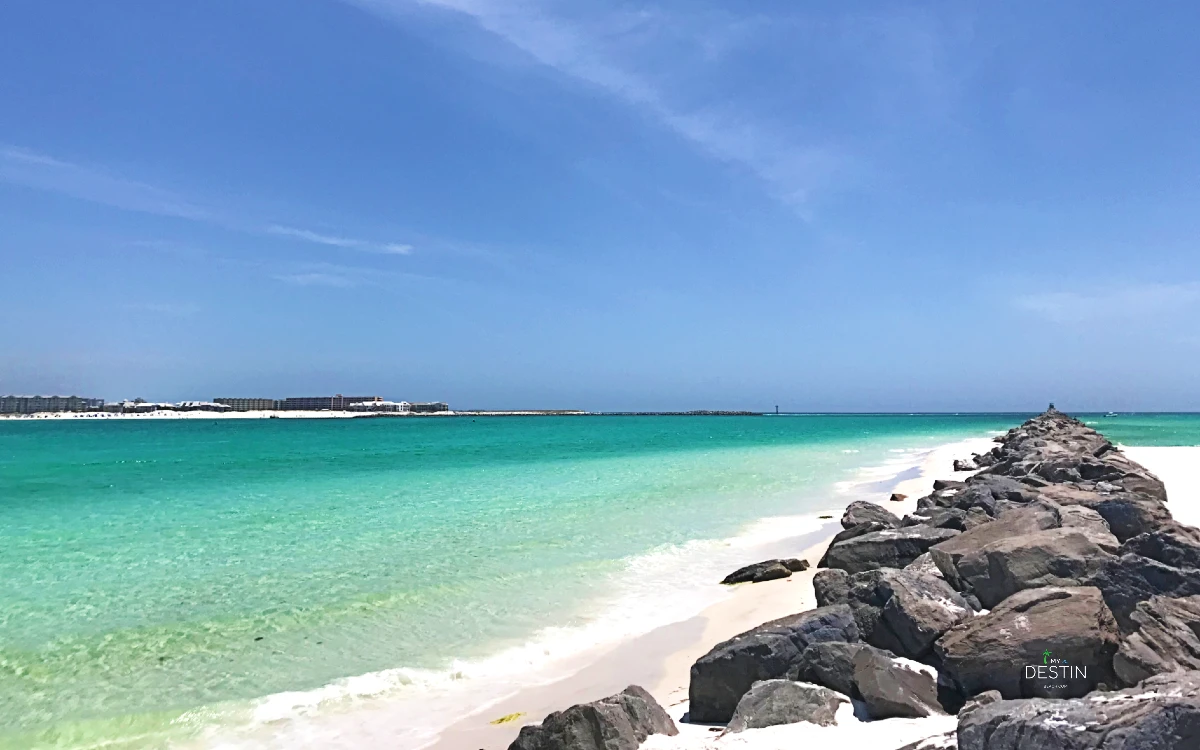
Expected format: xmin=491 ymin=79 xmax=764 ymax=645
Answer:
xmin=409 ymin=401 xmax=450 ymax=413
xmin=214 ymin=398 xmax=281 ymax=412
xmin=281 ymin=395 xmax=383 ymax=411
xmin=1 ymin=395 xmax=104 ymax=414
xmin=213 ymin=395 xmax=449 ymax=413
xmin=347 ymin=400 xmax=411 ymax=413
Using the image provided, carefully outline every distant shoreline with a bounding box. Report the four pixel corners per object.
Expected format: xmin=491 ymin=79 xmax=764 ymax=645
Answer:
xmin=0 ymin=409 xmax=769 ymax=421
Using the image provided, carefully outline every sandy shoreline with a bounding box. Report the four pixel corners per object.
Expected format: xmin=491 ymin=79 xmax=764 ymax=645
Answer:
xmin=429 ymin=436 xmax=997 ymax=750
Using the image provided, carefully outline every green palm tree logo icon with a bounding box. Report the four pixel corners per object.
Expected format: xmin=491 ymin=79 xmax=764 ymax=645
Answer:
xmin=1043 ymin=649 xmax=1052 ymax=664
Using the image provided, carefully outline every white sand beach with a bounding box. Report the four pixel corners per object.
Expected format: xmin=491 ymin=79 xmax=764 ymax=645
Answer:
xmin=1123 ymin=447 xmax=1200 ymax=527
xmin=428 ymin=437 xmax=996 ymax=750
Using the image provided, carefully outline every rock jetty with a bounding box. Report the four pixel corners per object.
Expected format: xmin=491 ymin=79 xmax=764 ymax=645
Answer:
xmin=510 ymin=409 xmax=1200 ymax=749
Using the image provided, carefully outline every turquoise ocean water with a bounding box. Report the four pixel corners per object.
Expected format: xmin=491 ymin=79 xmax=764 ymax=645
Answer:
xmin=1 ymin=413 xmax=1197 ymax=748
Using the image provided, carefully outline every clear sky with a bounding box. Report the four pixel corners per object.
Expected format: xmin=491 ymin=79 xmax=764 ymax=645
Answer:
xmin=2 ymin=1 xmax=1199 ymax=411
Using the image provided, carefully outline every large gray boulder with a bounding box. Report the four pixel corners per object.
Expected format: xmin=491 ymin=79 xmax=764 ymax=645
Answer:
xmin=812 ymin=568 xmax=851 ymax=607
xmin=852 ymin=647 xmax=943 ymax=719
xmin=1113 ymin=595 xmax=1200 ymax=686
xmin=956 ymin=670 xmax=1200 ymax=750
xmin=1057 ymin=505 xmax=1121 ymax=553
xmin=843 ymin=568 xmax=972 ymax=659
xmin=724 ymin=680 xmax=847 ymax=732
xmin=1037 ymin=483 xmax=1173 ymax=543
xmin=955 ymin=528 xmax=1114 ymax=609
xmin=816 ymin=522 xmax=888 ymax=567
xmin=929 ymin=506 xmax=1060 ymax=591
xmin=822 ymin=526 xmax=961 ymax=574
xmin=788 ymin=641 xmax=892 ymax=698
xmin=687 ymin=604 xmax=859 ymax=723
xmin=842 ymin=500 xmax=901 ymax=530
xmin=1088 ymin=554 xmax=1200 ymax=632
xmin=936 ymin=586 xmax=1120 ymax=700
xmin=508 ymin=685 xmax=677 ymax=750
xmin=1123 ymin=524 xmax=1200 ymax=570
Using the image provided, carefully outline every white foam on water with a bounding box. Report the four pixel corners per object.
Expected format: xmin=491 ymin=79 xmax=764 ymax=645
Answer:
xmin=182 ymin=443 xmax=959 ymax=750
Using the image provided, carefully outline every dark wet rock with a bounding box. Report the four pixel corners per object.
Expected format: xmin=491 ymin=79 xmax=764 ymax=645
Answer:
xmin=1113 ymin=595 xmax=1200 ymax=686
xmin=907 ymin=507 xmax=970 ymax=531
xmin=788 ymin=641 xmax=892 ymax=698
xmin=889 ymin=493 xmax=908 ymax=503
xmin=1123 ymin=524 xmax=1200 ymax=570
xmin=1088 ymin=554 xmax=1200 ymax=632
xmin=936 ymin=586 xmax=1120 ymax=700
xmin=688 ymin=605 xmax=859 ymax=723
xmin=954 ymin=457 xmax=979 ymax=472
xmin=724 ymin=680 xmax=847 ymax=732
xmin=843 ymin=568 xmax=972 ymax=659
xmin=822 ymin=526 xmax=961 ymax=574
xmin=955 ymin=527 xmax=1114 ymax=609
xmin=508 ymin=685 xmax=677 ymax=750
xmin=721 ymin=559 xmax=806 ymax=585
xmin=956 ymin=670 xmax=1200 ymax=750
xmin=853 ymin=646 xmax=943 ymax=719
xmin=812 ymin=568 xmax=851 ymax=607
xmin=816 ymin=522 xmax=889 ymax=567
xmin=929 ymin=506 xmax=1060 ymax=591
xmin=841 ymin=500 xmax=902 ymax=530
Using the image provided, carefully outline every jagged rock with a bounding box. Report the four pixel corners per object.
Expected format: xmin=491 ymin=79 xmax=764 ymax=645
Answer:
xmin=1088 ymin=554 xmax=1200 ymax=632
xmin=954 ymin=458 xmax=979 ymax=472
xmin=956 ymin=670 xmax=1200 ymax=750
xmin=508 ymin=685 xmax=677 ymax=750
xmin=724 ymin=680 xmax=847 ymax=732
xmin=1057 ymin=505 xmax=1121 ymax=553
xmin=929 ymin=506 xmax=1060 ymax=591
xmin=907 ymin=507 xmax=970 ymax=531
xmin=890 ymin=493 xmax=907 ymax=502
xmin=688 ymin=605 xmax=859 ymax=723
xmin=788 ymin=641 xmax=892 ymax=698
xmin=905 ymin=552 xmax=945 ymax=579
xmin=1037 ymin=483 xmax=1173 ymax=543
xmin=822 ymin=526 xmax=961 ymax=574
xmin=816 ymin=522 xmax=889 ymax=567
xmin=721 ymin=558 xmax=806 ymax=585
xmin=853 ymin=647 xmax=943 ymax=719
xmin=842 ymin=500 xmax=902 ymax=530
xmin=933 ymin=479 xmax=967 ymax=492
xmin=1113 ymin=595 xmax=1200 ymax=685
xmin=843 ymin=568 xmax=972 ymax=659
xmin=936 ymin=586 xmax=1120 ymax=700
xmin=955 ymin=528 xmax=1113 ymax=609
xmin=812 ymin=568 xmax=851 ymax=607
xmin=1123 ymin=524 xmax=1200 ymax=570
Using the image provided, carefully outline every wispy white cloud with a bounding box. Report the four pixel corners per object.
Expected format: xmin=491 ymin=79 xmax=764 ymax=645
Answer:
xmin=1 ymin=145 xmax=416 ymax=255
xmin=267 ymin=225 xmax=413 ymax=254
xmin=270 ymin=261 xmax=437 ymax=289
xmin=0 ymin=145 xmax=209 ymax=220
xmin=1015 ymin=282 xmax=1200 ymax=324
xmin=345 ymin=0 xmax=852 ymax=212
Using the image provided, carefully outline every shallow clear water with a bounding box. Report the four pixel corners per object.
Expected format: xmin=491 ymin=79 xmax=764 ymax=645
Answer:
xmin=1 ymin=413 xmax=1195 ymax=748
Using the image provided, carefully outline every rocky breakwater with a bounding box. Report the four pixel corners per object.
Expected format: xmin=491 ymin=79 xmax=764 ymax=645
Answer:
xmin=682 ymin=408 xmax=1200 ymax=748
xmin=508 ymin=410 xmax=1200 ymax=749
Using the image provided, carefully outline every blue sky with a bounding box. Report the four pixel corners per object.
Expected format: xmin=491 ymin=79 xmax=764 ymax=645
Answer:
xmin=2 ymin=1 xmax=1199 ymax=411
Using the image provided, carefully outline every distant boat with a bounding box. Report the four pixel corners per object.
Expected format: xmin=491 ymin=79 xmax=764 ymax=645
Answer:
xmin=1104 ymin=412 xmax=1118 ymax=417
